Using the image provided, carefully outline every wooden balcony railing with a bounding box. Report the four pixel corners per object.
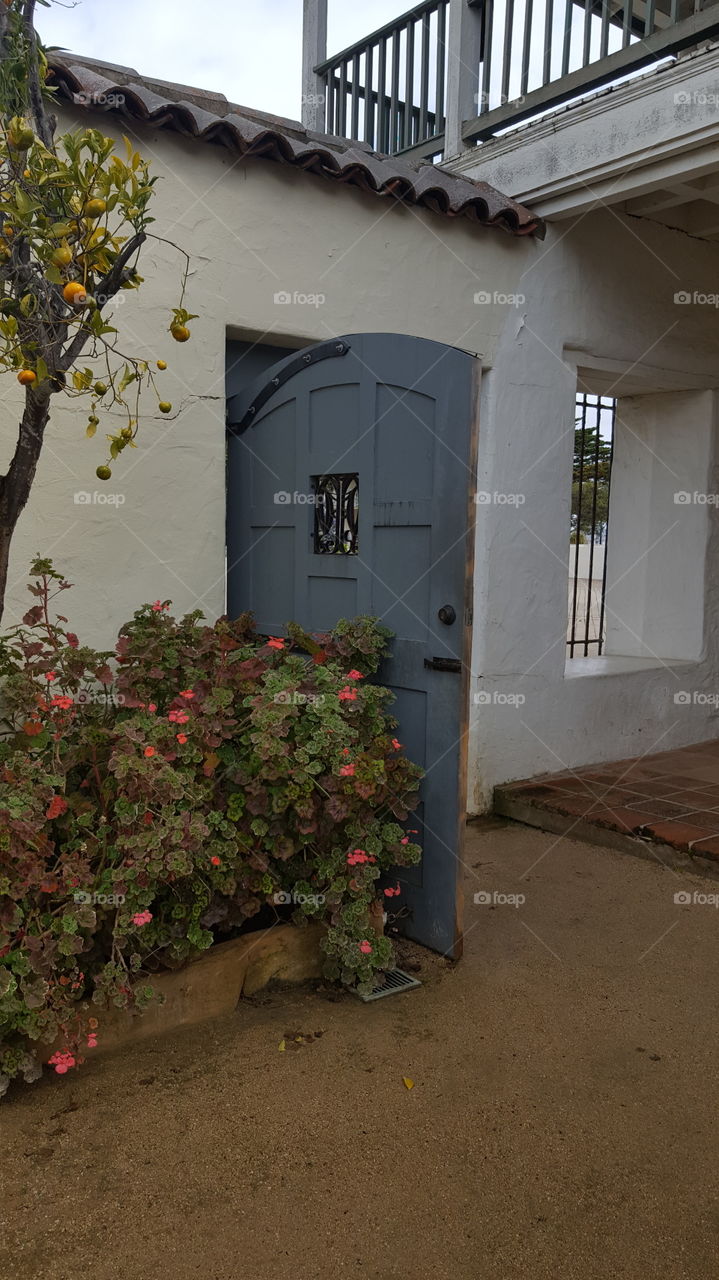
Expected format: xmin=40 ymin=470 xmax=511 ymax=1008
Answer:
xmin=302 ymin=0 xmax=719 ymax=159
xmin=312 ymin=0 xmax=450 ymax=158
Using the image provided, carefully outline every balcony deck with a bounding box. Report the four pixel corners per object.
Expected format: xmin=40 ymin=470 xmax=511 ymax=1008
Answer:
xmin=302 ymin=0 xmax=719 ymax=160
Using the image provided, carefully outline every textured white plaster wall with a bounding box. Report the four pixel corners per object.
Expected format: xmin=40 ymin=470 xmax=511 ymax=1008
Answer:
xmin=1 ymin=106 xmax=527 ymax=645
xmin=467 ymin=208 xmax=719 ymax=811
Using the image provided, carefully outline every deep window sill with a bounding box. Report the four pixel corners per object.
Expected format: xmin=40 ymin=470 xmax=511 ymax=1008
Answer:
xmin=564 ymin=655 xmax=698 ymax=679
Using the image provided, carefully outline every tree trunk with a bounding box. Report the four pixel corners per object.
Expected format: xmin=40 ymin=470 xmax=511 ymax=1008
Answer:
xmin=0 ymin=391 xmax=52 ymax=621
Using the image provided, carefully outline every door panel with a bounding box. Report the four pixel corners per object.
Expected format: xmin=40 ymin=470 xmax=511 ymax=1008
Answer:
xmin=227 ymin=333 xmax=478 ymax=958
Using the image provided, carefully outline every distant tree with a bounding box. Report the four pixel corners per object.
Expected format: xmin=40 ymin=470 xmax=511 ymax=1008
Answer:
xmin=571 ymin=417 xmax=612 ymax=543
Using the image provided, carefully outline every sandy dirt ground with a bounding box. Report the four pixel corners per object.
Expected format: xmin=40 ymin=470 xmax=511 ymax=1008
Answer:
xmin=2 ymin=817 xmax=718 ymax=1280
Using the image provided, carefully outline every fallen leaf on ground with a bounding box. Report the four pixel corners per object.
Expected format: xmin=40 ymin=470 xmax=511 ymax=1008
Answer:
xmin=278 ymin=1040 xmax=286 ymax=1052
xmin=402 ymin=1077 xmax=414 ymax=1090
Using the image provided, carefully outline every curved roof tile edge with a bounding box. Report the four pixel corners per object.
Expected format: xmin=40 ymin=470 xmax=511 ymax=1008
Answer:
xmin=48 ymin=57 xmax=545 ymax=240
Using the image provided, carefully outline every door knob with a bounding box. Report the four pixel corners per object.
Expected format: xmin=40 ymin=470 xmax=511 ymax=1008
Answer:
xmin=438 ymin=605 xmax=456 ymax=625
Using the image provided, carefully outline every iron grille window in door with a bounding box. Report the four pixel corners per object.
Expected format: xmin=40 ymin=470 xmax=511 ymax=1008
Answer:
xmin=568 ymin=394 xmax=615 ymax=658
xmin=312 ymin=473 xmax=359 ymax=555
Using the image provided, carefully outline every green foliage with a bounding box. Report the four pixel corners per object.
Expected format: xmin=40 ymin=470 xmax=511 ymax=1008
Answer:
xmin=0 ymin=0 xmax=191 ymax=479
xmin=0 ymin=560 xmax=423 ymax=1094
xmin=572 ymin=420 xmax=612 ymax=540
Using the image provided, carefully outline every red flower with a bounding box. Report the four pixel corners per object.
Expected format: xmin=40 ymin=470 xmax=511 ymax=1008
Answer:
xmin=267 ymin=637 xmax=285 ymax=650
xmin=44 ymin=671 xmax=57 ymax=682
xmin=151 ymin=600 xmax=169 ymax=613
xmin=359 ymin=940 xmax=372 ymax=955
xmin=144 ymin=746 xmax=156 ymax=758
xmin=312 ymin=650 xmax=327 ymax=665
xmin=176 ymin=733 xmax=188 ymax=744
xmin=346 ymin=669 xmax=364 ymax=680
xmin=340 ymin=764 xmax=355 ymax=777
xmin=391 ymin=738 xmax=402 ymax=750
xmin=179 ymin=689 xmax=194 ymax=699
xmin=45 ymin=795 xmax=68 ymax=821
xmin=50 ymin=694 xmax=73 ymax=710
xmin=211 ymin=856 xmax=221 ymax=867
xmin=148 ymin=703 xmax=157 ymax=713
xmin=168 ymin=709 xmax=189 ymax=724
xmin=338 ymin=686 xmax=357 ymax=702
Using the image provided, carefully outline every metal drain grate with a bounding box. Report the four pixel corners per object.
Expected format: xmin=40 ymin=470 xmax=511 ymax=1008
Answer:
xmin=357 ymin=967 xmax=422 ymax=1002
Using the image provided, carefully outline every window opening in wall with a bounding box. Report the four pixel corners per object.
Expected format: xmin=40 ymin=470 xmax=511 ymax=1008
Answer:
xmin=568 ymin=394 xmax=615 ymax=658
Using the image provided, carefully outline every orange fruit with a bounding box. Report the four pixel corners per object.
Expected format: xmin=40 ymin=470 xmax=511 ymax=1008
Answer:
xmin=83 ymin=197 xmax=107 ymax=218
xmin=7 ymin=118 xmax=34 ymax=150
xmin=170 ymin=324 xmax=190 ymax=343
xmin=156 ymin=360 xmax=167 ymax=370
xmin=17 ymin=369 xmax=36 ymax=385
xmin=62 ymin=281 xmax=87 ymax=306
xmin=51 ymin=244 xmax=72 ymax=267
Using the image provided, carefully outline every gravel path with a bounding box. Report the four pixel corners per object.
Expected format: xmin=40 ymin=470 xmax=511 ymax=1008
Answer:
xmin=2 ymin=818 xmax=718 ymax=1279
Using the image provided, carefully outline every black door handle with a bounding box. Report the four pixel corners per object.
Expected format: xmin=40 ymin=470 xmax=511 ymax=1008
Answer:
xmin=424 ymin=657 xmax=462 ymax=673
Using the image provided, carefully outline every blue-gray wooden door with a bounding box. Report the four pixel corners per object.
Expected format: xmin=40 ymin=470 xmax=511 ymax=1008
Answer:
xmin=226 ymin=333 xmax=478 ymax=958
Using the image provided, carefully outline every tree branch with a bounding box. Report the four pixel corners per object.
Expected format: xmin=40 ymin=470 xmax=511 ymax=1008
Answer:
xmin=22 ymin=0 xmax=55 ymax=149
xmin=58 ymin=230 xmax=147 ymax=372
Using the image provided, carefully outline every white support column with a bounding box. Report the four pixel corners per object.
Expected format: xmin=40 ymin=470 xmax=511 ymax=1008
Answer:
xmin=444 ymin=0 xmax=483 ymax=158
xmin=302 ymin=0 xmax=328 ymax=134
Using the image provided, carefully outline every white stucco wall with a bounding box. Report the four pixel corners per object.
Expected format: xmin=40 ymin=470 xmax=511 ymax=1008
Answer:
xmin=0 ymin=105 xmax=528 ymax=644
xmin=7 ymin=102 xmax=719 ymax=814
xmin=467 ymin=205 xmax=719 ymax=810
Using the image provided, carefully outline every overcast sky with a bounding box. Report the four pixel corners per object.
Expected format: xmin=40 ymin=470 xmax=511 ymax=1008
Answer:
xmin=38 ymin=0 xmax=403 ymax=121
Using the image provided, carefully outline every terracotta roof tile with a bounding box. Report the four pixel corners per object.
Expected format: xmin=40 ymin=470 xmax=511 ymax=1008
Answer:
xmin=48 ymin=55 xmax=544 ymax=239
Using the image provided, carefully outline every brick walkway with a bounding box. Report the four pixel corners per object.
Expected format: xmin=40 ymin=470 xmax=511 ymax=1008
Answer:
xmin=495 ymin=738 xmax=719 ymax=865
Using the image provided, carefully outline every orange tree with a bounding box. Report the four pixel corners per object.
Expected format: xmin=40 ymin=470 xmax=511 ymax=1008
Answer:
xmin=0 ymin=0 xmax=194 ymax=618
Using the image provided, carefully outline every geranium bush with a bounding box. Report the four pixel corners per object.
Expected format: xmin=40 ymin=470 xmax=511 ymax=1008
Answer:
xmin=0 ymin=559 xmax=422 ymax=1094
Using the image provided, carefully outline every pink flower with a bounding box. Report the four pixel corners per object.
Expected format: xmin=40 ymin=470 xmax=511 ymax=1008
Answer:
xmin=384 ymin=884 xmax=401 ymax=898
xmin=391 ymin=738 xmax=402 ymax=750
xmin=168 ymin=709 xmax=189 ymax=724
xmin=144 ymin=746 xmax=156 ymax=758
xmin=44 ymin=671 xmax=57 ymax=682
xmin=87 ymin=1033 xmax=98 ymax=1049
xmin=346 ymin=669 xmax=364 ymax=680
xmin=340 ymin=764 xmax=355 ymax=777
xmin=176 ymin=733 xmax=188 ymax=744
xmin=132 ymin=910 xmax=152 ymax=927
xmin=148 ymin=703 xmax=157 ymax=713
xmin=267 ymin=637 xmax=285 ymax=650
xmin=359 ymin=940 xmax=372 ymax=955
xmin=338 ymin=686 xmax=357 ymax=702
xmin=179 ymin=689 xmax=194 ymax=699
xmin=48 ymin=1049 xmax=76 ymax=1074
xmin=347 ymin=849 xmax=369 ymax=866
xmin=400 ymin=837 xmax=409 ymax=845
xmin=151 ymin=600 xmax=169 ymax=612
xmin=50 ymin=694 xmax=73 ymax=710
